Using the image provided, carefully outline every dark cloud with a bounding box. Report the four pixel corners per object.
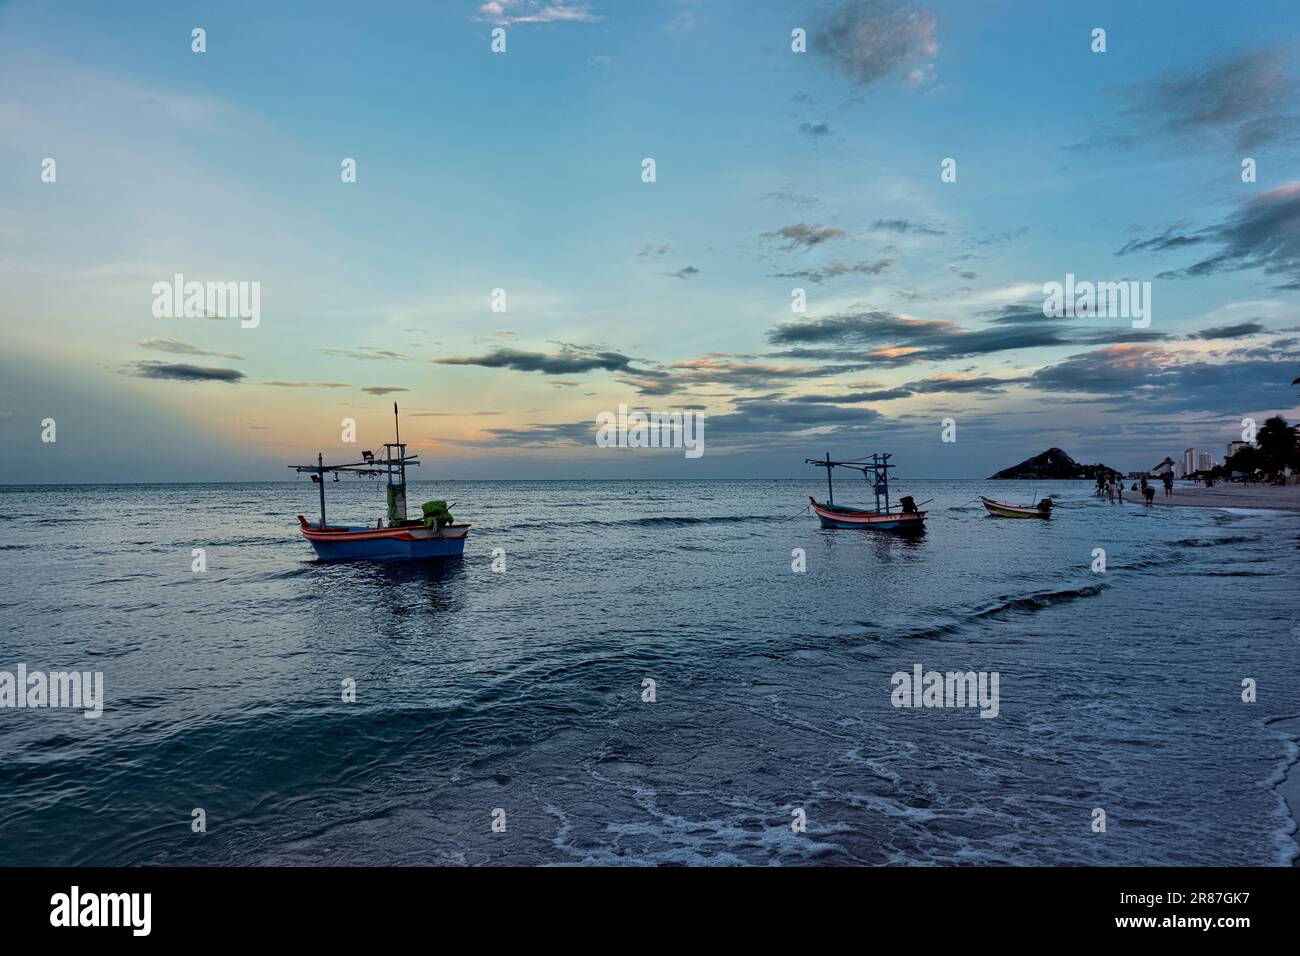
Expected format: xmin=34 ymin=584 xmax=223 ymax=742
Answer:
xmin=1115 ymin=230 xmax=1208 ymax=255
xmin=799 ymin=121 xmax=833 ymax=138
xmin=772 ymin=258 xmax=892 ymax=284
xmin=435 ymin=347 xmax=633 ymax=375
xmin=767 ymin=303 xmax=1181 ymax=366
xmin=1190 ymin=321 xmax=1265 ymax=340
xmin=1077 ymin=47 xmax=1300 ymax=152
xmin=1027 ymin=344 xmax=1298 ymax=411
xmin=663 ymin=265 xmax=701 ymax=279
xmin=761 ymin=223 xmax=845 ymax=248
xmin=264 ymin=381 xmax=350 ymax=388
xmin=906 ymin=374 xmax=1023 ymax=394
xmin=769 ymin=310 xmax=962 ymax=347
xmin=318 ymin=347 xmax=409 ymax=361
xmin=360 ymin=386 xmax=410 ymax=395
xmin=792 ymin=388 xmax=913 ymax=404
xmin=760 ymin=187 xmax=821 ymax=209
xmin=817 ymin=0 xmax=939 ymax=90
xmin=129 ymin=362 xmax=244 ymax=383
xmin=871 ymin=218 xmax=945 ymax=236
xmin=139 ymin=337 xmax=243 ymax=360
xmin=636 ymin=242 xmax=671 ymax=258
xmin=1120 ymin=183 xmax=1300 ymax=289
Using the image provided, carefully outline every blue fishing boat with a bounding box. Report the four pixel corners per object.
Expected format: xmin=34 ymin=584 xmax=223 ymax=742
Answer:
xmin=289 ymin=404 xmax=470 ymax=561
xmin=805 ymin=452 xmax=927 ymax=532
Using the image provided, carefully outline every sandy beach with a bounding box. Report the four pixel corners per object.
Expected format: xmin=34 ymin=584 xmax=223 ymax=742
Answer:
xmin=1134 ymin=482 xmax=1300 ymax=512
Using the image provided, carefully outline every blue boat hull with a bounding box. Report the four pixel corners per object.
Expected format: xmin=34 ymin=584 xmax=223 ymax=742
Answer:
xmin=809 ymin=498 xmax=926 ymax=532
xmin=299 ymin=520 xmax=470 ymax=562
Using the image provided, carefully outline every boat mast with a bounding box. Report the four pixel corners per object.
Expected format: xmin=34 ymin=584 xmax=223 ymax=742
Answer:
xmin=825 ymin=451 xmax=834 ymax=505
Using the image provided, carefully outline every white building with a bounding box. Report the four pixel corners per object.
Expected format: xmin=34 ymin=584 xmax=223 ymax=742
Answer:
xmin=1197 ymin=451 xmax=1214 ymax=472
xmin=1183 ymin=448 xmax=1196 ymax=475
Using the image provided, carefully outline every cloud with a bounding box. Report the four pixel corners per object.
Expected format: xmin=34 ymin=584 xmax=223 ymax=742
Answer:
xmin=663 ymin=265 xmax=700 ymax=279
xmin=1190 ymin=321 xmax=1265 ymax=340
xmin=769 ymin=310 xmax=963 ymax=347
xmin=475 ymin=1 xmax=600 ymax=25
xmin=761 ymin=187 xmax=821 ymax=209
xmin=361 ymin=386 xmax=410 ymax=395
xmin=772 ymin=258 xmax=892 ymax=284
xmin=318 ymin=347 xmax=410 ymax=361
xmin=1027 ymin=343 xmax=1299 ymax=411
xmin=1095 ymin=46 xmax=1300 ymax=151
xmin=792 ymin=372 xmax=1023 ymax=405
xmin=906 ymin=373 xmax=1024 ymax=394
xmin=264 ymin=381 xmax=351 ymax=388
xmin=466 ymin=396 xmax=888 ymax=453
xmin=637 ymin=242 xmax=672 ymax=257
xmin=1120 ymin=183 xmax=1300 ymax=290
xmin=799 ymin=121 xmax=833 ymax=138
xmin=818 ymin=0 xmax=940 ymax=90
xmin=139 ymin=337 xmax=243 ymax=360
xmin=761 ymin=223 xmax=845 ymax=248
xmin=128 ymin=361 xmax=244 ymax=383
xmin=435 ymin=347 xmax=633 ymax=375
xmin=764 ymin=304 xmax=1174 ymax=366
xmin=871 ymin=218 xmax=944 ymax=236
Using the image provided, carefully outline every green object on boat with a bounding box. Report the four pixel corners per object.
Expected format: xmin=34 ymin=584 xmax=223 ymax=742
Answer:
xmin=421 ymin=500 xmax=453 ymax=529
xmin=386 ymin=482 xmax=407 ymax=523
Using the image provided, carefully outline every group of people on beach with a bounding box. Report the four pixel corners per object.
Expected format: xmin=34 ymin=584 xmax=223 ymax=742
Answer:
xmin=1095 ymin=472 xmax=1173 ymax=506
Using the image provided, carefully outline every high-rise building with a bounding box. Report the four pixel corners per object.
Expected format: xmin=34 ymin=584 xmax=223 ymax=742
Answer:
xmin=1184 ymin=448 xmax=1196 ymax=475
xmin=1198 ymin=451 xmax=1214 ymax=472
xmin=1227 ymin=441 xmax=1249 ymax=460
xmin=1173 ymin=463 xmax=1185 ymax=479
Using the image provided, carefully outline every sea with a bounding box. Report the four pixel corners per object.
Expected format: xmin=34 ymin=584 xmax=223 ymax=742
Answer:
xmin=1 ymin=479 xmax=1297 ymax=866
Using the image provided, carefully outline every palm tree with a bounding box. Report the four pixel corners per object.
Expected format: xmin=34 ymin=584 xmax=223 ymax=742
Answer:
xmin=1255 ymin=416 xmax=1299 ymax=474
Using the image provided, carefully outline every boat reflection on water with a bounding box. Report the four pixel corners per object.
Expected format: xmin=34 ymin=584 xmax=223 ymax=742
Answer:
xmin=303 ymin=555 xmax=471 ymax=628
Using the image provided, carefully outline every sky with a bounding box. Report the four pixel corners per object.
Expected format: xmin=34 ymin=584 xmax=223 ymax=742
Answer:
xmin=1 ymin=0 xmax=1298 ymax=482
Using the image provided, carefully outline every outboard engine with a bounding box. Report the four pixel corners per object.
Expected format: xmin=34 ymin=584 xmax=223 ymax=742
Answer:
xmin=900 ymin=495 xmax=918 ymax=514
xmin=1037 ymin=498 xmax=1053 ymax=512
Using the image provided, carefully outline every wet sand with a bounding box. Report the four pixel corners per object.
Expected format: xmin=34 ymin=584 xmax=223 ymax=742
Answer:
xmin=1133 ymin=482 xmax=1300 ymax=512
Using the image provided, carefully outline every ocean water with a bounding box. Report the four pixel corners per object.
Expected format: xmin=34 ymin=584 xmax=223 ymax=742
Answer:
xmin=0 ymin=478 xmax=1297 ymax=866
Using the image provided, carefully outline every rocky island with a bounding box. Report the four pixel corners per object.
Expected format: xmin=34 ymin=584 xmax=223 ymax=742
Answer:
xmin=989 ymin=448 xmax=1121 ymax=480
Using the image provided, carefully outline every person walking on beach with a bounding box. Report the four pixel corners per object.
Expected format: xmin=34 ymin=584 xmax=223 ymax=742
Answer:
xmin=1162 ymin=472 xmax=1174 ymax=497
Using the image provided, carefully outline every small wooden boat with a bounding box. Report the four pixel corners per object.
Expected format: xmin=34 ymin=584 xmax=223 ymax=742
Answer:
xmin=289 ymin=404 xmax=470 ymax=561
xmin=979 ymin=495 xmax=1052 ymax=519
xmin=805 ymin=452 xmax=926 ymax=533
xmin=296 ymin=516 xmax=470 ymax=560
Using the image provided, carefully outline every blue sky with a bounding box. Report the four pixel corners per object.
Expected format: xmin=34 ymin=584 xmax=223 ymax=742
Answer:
xmin=1 ymin=0 xmax=1298 ymax=481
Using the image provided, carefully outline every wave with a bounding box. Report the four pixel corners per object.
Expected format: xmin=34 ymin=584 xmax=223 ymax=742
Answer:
xmin=561 ymin=514 xmax=774 ymax=529
xmin=899 ymin=584 xmax=1107 ymax=640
